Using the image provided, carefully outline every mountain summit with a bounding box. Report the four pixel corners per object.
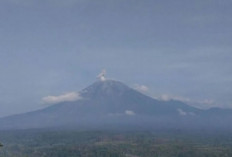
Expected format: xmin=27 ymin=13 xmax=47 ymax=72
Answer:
xmin=0 ymin=79 xmax=232 ymax=130
xmin=81 ymin=80 xmax=132 ymax=98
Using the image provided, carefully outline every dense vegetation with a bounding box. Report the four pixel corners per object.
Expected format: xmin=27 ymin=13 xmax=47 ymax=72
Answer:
xmin=1 ymin=129 xmax=232 ymax=157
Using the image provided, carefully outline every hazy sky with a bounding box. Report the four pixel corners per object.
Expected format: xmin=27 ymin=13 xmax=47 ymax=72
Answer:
xmin=0 ymin=0 xmax=232 ymax=117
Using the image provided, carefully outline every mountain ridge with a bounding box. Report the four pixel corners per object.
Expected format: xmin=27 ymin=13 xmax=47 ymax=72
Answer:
xmin=0 ymin=79 xmax=232 ymax=130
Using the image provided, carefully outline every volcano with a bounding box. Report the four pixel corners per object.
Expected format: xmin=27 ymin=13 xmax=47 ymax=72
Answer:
xmin=0 ymin=79 xmax=232 ymax=130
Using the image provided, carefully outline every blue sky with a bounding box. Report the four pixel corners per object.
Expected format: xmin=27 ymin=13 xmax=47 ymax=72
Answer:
xmin=0 ymin=0 xmax=232 ymax=117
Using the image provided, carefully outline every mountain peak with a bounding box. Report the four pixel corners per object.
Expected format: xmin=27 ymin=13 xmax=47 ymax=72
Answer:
xmin=2 ymin=76 xmax=232 ymax=131
xmin=80 ymin=79 xmax=131 ymax=98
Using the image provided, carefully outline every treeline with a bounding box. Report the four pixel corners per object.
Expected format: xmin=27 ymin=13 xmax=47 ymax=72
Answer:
xmin=0 ymin=130 xmax=232 ymax=157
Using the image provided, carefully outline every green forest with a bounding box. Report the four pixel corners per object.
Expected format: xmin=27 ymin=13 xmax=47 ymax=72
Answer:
xmin=1 ymin=129 xmax=232 ymax=157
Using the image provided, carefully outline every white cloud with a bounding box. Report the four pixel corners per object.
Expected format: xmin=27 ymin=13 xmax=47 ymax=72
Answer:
xmin=108 ymin=110 xmax=136 ymax=117
xmin=157 ymin=94 xmax=190 ymax=102
xmin=134 ymin=84 xmax=149 ymax=93
xmin=177 ymin=108 xmax=196 ymax=116
xmin=190 ymin=99 xmax=215 ymax=109
xmin=158 ymin=94 xmax=171 ymax=101
xmin=156 ymin=94 xmax=216 ymax=109
xmin=125 ymin=110 xmax=135 ymax=116
xmin=177 ymin=108 xmax=187 ymax=116
xmin=42 ymin=92 xmax=82 ymax=104
xmin=199 ymin=99 xmax=214 ymax=105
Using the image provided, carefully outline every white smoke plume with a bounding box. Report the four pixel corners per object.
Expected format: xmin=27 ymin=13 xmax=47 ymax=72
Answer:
xmin=97 ymin=69 xmax=106 ymax=81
